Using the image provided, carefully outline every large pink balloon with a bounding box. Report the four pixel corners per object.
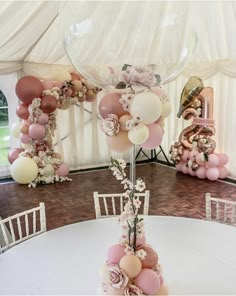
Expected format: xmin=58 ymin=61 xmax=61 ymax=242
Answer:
xmin=208 ymin=154 xmax=219 ymax=168
xmin=8 ymin=148 xmax=24 ymax=164
xmin=218 ymin=153 xmax=229 ymax=166
xmin=15 ymin=76 xmax=43 ymax=104
xmin=107 ymin=244 xmax=125 ymax=264
xmin=196 ymin=166 xmax=206 ymax=179
xmin=134 ymin=269 xmax=161 ymax=295
xmin=140 ymin=124 xmax=163 ymax=150
xmin=206 ymin=167 xmax=220 ymax=181
xmin=16 ymin=103 xmax=29 ymax=120
xmin=219 ymin=166 xmax=229 ymax=179
xmin=56 ymin=163 xmax=70 ymax=177
xmin=29 ymin=123 xmax=46 ymax=139
xmin=181 ymin=150 xmax=190 ymax=162
xmin=176 ymin=161 xmax=184 ymax=172
xmin=99 ymin=93 xmax=129 ymax=119
xmin=41 ymin=95 xmax=58 ymax=114
xmin=107 ymin=131 xmax=133 ymax=153
xmin=182 ymin=165 xmax=189 ymax=174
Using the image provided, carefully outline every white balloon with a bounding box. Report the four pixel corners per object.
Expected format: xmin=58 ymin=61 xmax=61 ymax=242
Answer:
xmin=161 ymin=100 xmax=172 ymax=118
xmin=11 ymin=121 xmax=22 ymax=139
xmin=128 ymin=124 xmax=149 ymax=145
xmin=43 ymin=164 xmax=55 ymax=177
xmin=130 ymin=92 xmax=162 ymax=124
xmin=10 ymin=157 xmax=38 ymax=184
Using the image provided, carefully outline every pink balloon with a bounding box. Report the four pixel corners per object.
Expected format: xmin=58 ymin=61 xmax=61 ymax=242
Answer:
xmin=182 ymin=164 xmax=189 ymax=174
xmin=207 ymin=167 xmax=220 ymax=181
xmin=208 ymin=153 xmax=219 ymax=168
xmin=8 ymin=148 xmax=24 ymax=164
xmin=42 ymin=80 xmax=54 ymax=90
xmin=196 ymin=152 xmax=205 ymax=166
xmin=196 ymin=166 xmax=206 ymax=179
xmin=176 ymin=161 xmax=184 ymax=172
xmin=219 ymin=166 xmax=229 ymax=179
xmin=218 ymin=153 xmax=229 ymax=166
xmin=15 ymin=76 xmax=43 ymax=104
xmin=16 ymin=103 xmax=29 ymax=120
xmin=188 ymin=167 xmax=196 ymax=176
xmin=56 ymin=163 xmax=70 ymax=177
xmin=140 ymin=124 xmax=163 ymax=150
xmin=38 ymin=113 xmax=49 ymax=125
xmin=181 ymin=150 xmax=189 ymax=162
xmin=134 ymin=269 xmax=161 ymax=295
xmin=53 ymin=81 xmax=63 ymax=88
xmin=99 ymin=93 xmax=129 ymax=119
xmin=20 ymin=133 xmax=31 ymax=144
xmin=107 ymin=131 xmax=133 ymax=153
xmin=107 ymin=244 xmax=125 ymax=264
xmin=154 ymin=116 xmax=163 ymax=124
xmin=29 ymin=123 xmax=46 ymax=139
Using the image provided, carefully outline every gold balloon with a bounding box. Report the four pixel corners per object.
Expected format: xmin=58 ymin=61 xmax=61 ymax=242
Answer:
xmin=177 ymin=76 xmax=204 ymax=118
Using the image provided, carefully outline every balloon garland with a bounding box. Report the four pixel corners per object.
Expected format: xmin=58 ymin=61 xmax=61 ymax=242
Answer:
xmin=170 ymin=77 xmax=229 ymax=181
xmin=9 ymin=73 xmax=100 ymax=187
xmin=99 ymin=66 xmax=172 ymax=152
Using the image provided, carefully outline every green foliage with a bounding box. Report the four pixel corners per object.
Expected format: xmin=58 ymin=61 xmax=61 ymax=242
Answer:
xmin=0 ymin=90 xmax=8 ymax=126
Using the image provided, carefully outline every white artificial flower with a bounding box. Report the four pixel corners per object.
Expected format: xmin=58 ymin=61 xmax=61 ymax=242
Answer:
xmin=135 ymin=179 xmax=146 ymax=192
xmin=136 ymin=249 xmax=147 ymax=261
xmin=133 ymin=198 xmax=141 ymax=209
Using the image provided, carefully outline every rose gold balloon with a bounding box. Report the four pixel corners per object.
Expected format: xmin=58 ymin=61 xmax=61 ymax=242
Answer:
xmin=41 ymin=95 xmax=58 ymax=114
xmin=99 ymin=93 xmax=129 ymax=119
xmin=16 ymin=103 xmax=29 ymax=120
xmin=119 ymin=115 xmax=132 ymax=131
xmin=138 ymin=244 xmax=158 ymax=268
xmin=107 ymin=131 xmax=133 ymax=153
xmin=15 ymin=76 xmax=43 ymax=104
xmin=8 ymin=148 xmax=24 ymax=164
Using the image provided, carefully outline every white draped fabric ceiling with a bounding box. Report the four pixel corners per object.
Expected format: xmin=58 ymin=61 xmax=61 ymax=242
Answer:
xmin=0 ymin=1 xmax=236 ymax=178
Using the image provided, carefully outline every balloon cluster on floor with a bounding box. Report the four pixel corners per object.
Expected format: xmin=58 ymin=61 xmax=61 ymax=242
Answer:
xmin=9 ymin=73 xmax=100 ymax=187
xmin=98 ymin=158 xmax=168 ymax=295
xmin=99 ymin=66 xmax=172 ymax=152
xmin=170 ymin=77 xmax=229 ymax=181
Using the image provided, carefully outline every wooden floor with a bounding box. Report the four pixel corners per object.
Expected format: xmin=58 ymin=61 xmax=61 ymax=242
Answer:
xmin=0 ymin=163 xmax=236 ymax=230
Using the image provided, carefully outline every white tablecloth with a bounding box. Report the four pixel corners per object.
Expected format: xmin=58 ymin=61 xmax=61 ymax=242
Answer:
xmin=0 ymin=216 xmax=236 ymax=295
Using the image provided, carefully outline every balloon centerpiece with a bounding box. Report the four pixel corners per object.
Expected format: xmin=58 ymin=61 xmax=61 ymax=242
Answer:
xmin=98 ymin=158 xmax=168 ymax=295
xmin=9 ymin=73 xmax=100 ymax=187
xmin=170 ymin=76 xmax=229 ymax=180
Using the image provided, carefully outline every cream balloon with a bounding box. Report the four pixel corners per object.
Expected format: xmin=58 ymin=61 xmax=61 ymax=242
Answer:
xmin=130 ymin=92 xmax=162 ymax=124
xmin=43 ymin=164 xmax=55 ymax=177
xmin=54 ymin=70 xmax=71 ymax=82
xmin=128 ymin=124 xmax=149 ymax=145
xmin=161 ymin=100 xmax=172 ymax=118
xmin=11 ymin=121 xmax=22 ymax=138
xmin=10 ymin=157 xmax=38 ymax=184
xmin=21 ymin=143 xmax=31 ymax=150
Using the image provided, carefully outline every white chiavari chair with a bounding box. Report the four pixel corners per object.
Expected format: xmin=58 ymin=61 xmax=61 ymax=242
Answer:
xmin=205 ymin=193 xmax=236 ymax=226
xmin=93 ymin=190 xmax=150 ymax=219
xmin=0 ymin=203 xmax=46 ymax=254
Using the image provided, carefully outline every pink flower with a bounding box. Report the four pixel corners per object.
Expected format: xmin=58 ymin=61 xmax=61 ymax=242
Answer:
xmin=124 ymin=284 xmax=144 ymax=295
xmin=105 ymin=265 xmax=129 ymax=289
xmin=121 ymin=66 xmax=156 ymax=87
xmin=101 ymin=114 xmax=120 ymax=136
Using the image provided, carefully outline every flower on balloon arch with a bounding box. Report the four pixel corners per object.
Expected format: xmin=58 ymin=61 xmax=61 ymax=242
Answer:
xmin=98 ymin=158 xmax=168 ymax=296
xmin=99 ymin=65 xmax=172 ymax=153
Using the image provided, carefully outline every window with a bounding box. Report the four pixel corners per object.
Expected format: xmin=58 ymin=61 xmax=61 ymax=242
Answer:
xmin=0 ymin=90 xmax=9 ymax=166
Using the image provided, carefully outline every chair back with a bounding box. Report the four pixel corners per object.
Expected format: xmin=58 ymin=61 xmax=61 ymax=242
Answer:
xmin=205 ymin=193 xmax=236 ymax=226
xmin=94 ymin=190 xmax=150 ymax=219
xmin=0 ymin=203 xmax=46 ymax=253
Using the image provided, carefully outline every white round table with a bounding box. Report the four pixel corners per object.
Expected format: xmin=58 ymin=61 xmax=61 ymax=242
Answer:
xmin=0 ymin=216 xmax=236 ymax=295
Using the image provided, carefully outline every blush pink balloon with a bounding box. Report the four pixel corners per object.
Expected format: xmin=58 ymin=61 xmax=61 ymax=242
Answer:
xmin=38 ymin=113 xmax=49 ymax=125
xmin=188 ymin=167 xmax=196 ymax=176
xmin=218 ymin=166 xmax=228 ymax=179
xmin=99 ymin=93 xmax=129 ymax=119
xmin=196 ymin=166 xmax=206 ymax=179
xmin=8 ymin=148 xmax=24 ymax=164
xmin=107 ymin=244 xmax=125 ymax=264
xmin=182 ymin=164 xmax=189 ymax=174
xmin=206 ymin=167 xmax=219 ymax=181
xmin=208 ymin=153 xmax=219 ymax=168
xmin=29 ymin=123 xmax=46 ymax=139
xmin=138 ymin=245 xmax=158 ymax=268
xmin=56 ymin=162 xmax=69 ymax=177
xmin=53 ymin=81 xmax=63 ymax=88
xmin=196 ymin=152 xmax=205 ymax=166
xmin=134 ymin=269 xmax=161 ymax=295
xmin=181 ymin=150 xmax=190 ymax=162
xmin=42 ymin=80 xmax=54 ymax=90
xmin=140 ymin=124 xmax=163 ymax=150
xmin=107 ymin=131 xmax=133 ymax=153
xmin=16 ymin=103 xmax=29 ymax=120
xmin=176 ymin=161 xmax=184 ymax=172
xmin=218 ymin=153 xmax=229 ymax=166
xmin=20 ymin=133 xmax=31 ymax=144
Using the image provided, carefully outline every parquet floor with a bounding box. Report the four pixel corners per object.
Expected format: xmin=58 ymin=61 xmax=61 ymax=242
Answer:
xmin=0 ymin=163 xmax=236 ymax=230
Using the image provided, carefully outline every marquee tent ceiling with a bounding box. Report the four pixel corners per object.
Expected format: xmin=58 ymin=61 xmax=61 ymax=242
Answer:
xmin=0 ymin=1 xmax=236 ymax=78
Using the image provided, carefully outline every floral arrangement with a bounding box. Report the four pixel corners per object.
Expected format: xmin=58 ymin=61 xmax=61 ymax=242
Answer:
xmin=98 ymin=158 xmax=168 ymax=296
xmin=8 ymin=73 xmax=101 ymax=187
